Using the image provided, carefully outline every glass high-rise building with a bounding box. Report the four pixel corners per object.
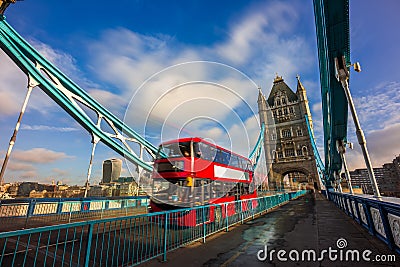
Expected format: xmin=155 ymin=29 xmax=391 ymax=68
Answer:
xmin=102 ymin=158 xmax=122 ymax=183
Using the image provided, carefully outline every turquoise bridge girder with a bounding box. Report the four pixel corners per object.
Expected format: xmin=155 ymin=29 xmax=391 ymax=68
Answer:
xmin=305 ymin=115 xmax=327 ymax=185
xmin=0 ymin=16 xmax=162 ymax=173
xmin=0 ymin=14 xmax=265 ymax=176
xmin=313 ymin=0 xmax=350 ymax=185
xmin=249 ymin=123 xmax=265 ymax=171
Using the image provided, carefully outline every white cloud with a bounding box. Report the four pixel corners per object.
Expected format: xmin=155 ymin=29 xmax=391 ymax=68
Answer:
xmin=344 ymin=81 xmax=400 ymax=170
xmin=12 ymin=148 xmax=73 ymax=164
xmin=29 ymin=39 xmax=80 ymax=78
xmin=216 ymin=13 xmax=268 ymax=65
xmin=0 ymin=51 xmax=28 ymax=116
xmin=87 ymin=88 xmax=127 ymax=115
xmin=354 ymin=81 xmax=400 ymax=131
xmin=7 ymin=162 xmax=35 ymax=172
xmin=85 ymin=1 xmax=314 ymax=158
xmin=345 ymin=123 xmax=400 ymax=170
xmin=367 ymin=123 xmax=400 ymax=165
xmin=21 ymin=124 xmax=79 ymax=132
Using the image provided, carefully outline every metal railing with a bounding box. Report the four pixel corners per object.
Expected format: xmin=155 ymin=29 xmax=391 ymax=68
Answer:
xmin=329 ymin=192 xmax=400 ymax=254
xmin=0 ymin=196 xmax=149 ymax=231
xmin=0 ymin=190 xmax=307 ymax=266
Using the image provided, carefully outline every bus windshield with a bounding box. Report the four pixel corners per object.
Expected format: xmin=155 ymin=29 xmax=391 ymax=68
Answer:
xmin=156 ymin=142 xmax=191 ymax=159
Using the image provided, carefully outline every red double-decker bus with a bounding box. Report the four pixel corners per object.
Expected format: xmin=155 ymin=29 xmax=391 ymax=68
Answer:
xmin=150 ymin=137 xmax=257 ymax=225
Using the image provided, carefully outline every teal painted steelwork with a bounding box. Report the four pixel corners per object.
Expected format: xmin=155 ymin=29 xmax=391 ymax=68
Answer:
xmin=313 ymin=0 xmax=350 ymax=183
xmin=249 ymin=123 xmax=265 ymax=170
xmin=0 ymin=196 xmax=149 ymax=231
xmin=0 ymin=16 xmax=164 ymax=172
xmin=305 ymin=115 xmax=327 ymax=185
xmin=0 ymin=191 xmax=307 ymax=266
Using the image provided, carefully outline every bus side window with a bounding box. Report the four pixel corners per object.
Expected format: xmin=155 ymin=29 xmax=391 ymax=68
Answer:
xmin=209 ymin=147 xmax=216 ymax=161
xmin=239 ymin=158 xmax=246 ymax=169
xmin=199 ymin=142 xmax=214 ymax=161
xmin=215 ymin=150 xmax=223 ymax=164
xmin=215 ymin=150 xmax=229 ymax=165
xmin=222 ymin=151 xmax=231 ymax=165
xmin=231 ymin=156 xmax=240 ymax=168
xmin=247 ymin=163 xmax=252 ymax=171
xmin=194 ymin=142 xmax=201 ymax=158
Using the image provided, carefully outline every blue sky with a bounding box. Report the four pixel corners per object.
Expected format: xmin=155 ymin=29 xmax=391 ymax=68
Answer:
xmin=0 ymin=0 xmax=399 ymax=185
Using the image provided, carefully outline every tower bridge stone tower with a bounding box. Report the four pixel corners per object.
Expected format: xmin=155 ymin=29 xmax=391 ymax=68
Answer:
xmin=258 ymin=75 xmax=319 ymax=190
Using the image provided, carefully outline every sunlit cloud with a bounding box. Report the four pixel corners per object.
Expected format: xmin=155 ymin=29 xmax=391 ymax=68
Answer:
xmin=346 ymin=123 xmax=400 ymax=170
xmin=6 ymin=162 xmax=35 ymax=172
xmin=12 ymin=148 xmax=73 ymax=164
xmin=0 ymin=51 xmax=27 ymax=117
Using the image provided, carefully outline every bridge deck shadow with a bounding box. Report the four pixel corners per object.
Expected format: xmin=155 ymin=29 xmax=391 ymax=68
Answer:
xmin=143 ymin=192 xmax=396 ymax=267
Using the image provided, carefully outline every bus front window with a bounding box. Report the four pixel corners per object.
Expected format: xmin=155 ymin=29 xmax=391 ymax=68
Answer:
xmin=158 ymin=142 xmax=191 ymax=158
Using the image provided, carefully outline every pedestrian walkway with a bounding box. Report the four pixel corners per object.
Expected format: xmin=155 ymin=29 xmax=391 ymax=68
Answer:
xmin=143 ymin=192 xmax=397 ymax=266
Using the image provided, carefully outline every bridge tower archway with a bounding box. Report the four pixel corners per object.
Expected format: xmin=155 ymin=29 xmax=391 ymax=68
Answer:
xmin=258 ymin=75 xmax=320 ymax=191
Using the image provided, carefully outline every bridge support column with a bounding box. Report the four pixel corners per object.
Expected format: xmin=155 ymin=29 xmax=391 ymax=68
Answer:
xmin=337 ymin=140 xmax=353 ymax=194
xmin=335 ymin=56 xmax=381 ymax=199
xmin=334 ymin=172 xmax=343 ymax=193
xmin=0 ymin=76 xmax=38 ymax=186
xmin=84 ymin=135 xmax=100 ymax=197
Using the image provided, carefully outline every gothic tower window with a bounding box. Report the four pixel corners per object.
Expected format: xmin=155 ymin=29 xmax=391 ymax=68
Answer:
xmin=285 ymin=148 xmax=295 ymax=157
xmin=284 ymin=108 xmax=288 ymax=115
xmin=297 ymin=148 xmax=303 ymax=156
xmin=282 ymin=97 xmax=286 ymax=105
xmin=282 ymin=129 xmax=291 ymax=138
xmin=297 ymin=128 xmax=303 ymax=136
xmin=276 ymin=99 xmax=281 ymax=106
xmin=302 ymin=146 xmax=308 ymax=156
xmin=289 ymin=107 xmax=294 ymax=113
xmin=278 ymin=109 xmax=282 ymax=116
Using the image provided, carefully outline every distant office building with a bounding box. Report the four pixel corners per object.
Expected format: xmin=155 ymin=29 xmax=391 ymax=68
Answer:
xmin=102 ymin=158 xmax=123 ymax=183
xmin=118 ymin=183 xmax=139 ymax=196
xmin=349 ymin=154 xmax=400 ymax=197
xmin=17 ymin=182 xmax=55 ymax=197
xmin=87 ymin=185 xmax=108 ymax=197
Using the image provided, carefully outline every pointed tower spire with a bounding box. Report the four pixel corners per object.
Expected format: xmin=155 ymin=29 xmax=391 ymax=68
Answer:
xmin=257 ymin=85 xmax=266 ymax=105
xmin=295 ymin=74 xmax=314 ymax=132
xmin=258 ymin=86 xmax=269 ymax=126
xmin=296 ymin=74 xmax=306 ymax=93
